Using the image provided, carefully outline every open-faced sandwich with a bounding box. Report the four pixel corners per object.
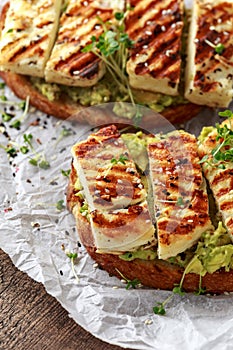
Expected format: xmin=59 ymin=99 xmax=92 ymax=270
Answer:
xmin=67 ymin=111 xmax=233 ymax=294
xmin=0 ymin=0 xmax=232 ymax=126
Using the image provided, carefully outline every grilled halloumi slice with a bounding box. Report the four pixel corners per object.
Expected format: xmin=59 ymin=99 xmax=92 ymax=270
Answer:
xmin=185 ymin=0 xmax=233 ymax=108
xmin=45 ymin=0 xmax=123 ymax=86
xmin=0 ymin=0 xmax=62 ymax=77
xmin=126 ymin=0 xmax=184 ymax=96
xmin=198 ymin=119 xmax=233 ymax=241
xmin=71 ymin=125 xmax=156 ymax=254
xmin=148 ymin=130 xmax=213 ymax=260
xmin=71 ymin=125 xmax=147 ymax=211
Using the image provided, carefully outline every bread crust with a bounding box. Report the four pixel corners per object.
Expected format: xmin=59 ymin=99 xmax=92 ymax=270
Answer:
xmin=0 ymin=3 xmax=202 ymax=127
xmin=67 ymin=166 xmax=233 ymax=294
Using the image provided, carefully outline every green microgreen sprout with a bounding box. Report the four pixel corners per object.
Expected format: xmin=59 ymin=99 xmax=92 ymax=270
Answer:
xmin=111 ymin=153 xmax=129 ymax=165
xmin=9 ymin=95 xmax=30 ymax=129
xmin=199 ymin=110 xmax=233 ymax=168
xmin=20 ymin=133 xmax=50 ymax=169
xmin=56 ymin=199 xmax=65 ymax=211
xmin=215 ymin=43 xmax=225 ymax=55
xmin=81 ymin=9 xmax=143 ymax=124
xmin=61 ymin=169 xmax=71 ymax=177
xmin=2 ymin=112 xmax=14 ymax=122
xmin=0 ymin=82 xmax=6 ymax=89
xmin=176 ymin=196 xmax=184 ymax=207
xmin=0 ymin=95 xmax=7 ymax=101
xmin=194 ymin=275 xmax=206 ymax=295
xmin=204 ymin=39 xmax=225 ymax=55
xmin=54 ymin=126 xmax=73 ymax=147
xmin=0 ymin=144 xmax=18 ymax=157
xmin=153 ymin=294 xmax=173 ymax=316
xmin=115 ymin=268 xmax=141 ymax=289
xmin=65 ymin=249 xmax=80 ymax=284
xmin=103 ymin=153 xmax=129 ymax=178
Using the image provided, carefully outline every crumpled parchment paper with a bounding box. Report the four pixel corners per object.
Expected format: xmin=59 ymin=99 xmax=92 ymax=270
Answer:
xmin=1 ymin=1 xmax=233 ymax=349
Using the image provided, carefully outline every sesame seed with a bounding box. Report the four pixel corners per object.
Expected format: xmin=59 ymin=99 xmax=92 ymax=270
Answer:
xmin=145 ymin=219 xmax=151 ymax=223
xmin=93 ymin=263 xmax=98 ymax=268
xmin=145 ymin=30 xmax=152 ymax=35
xmin=194 ymin=38 xmax=199 ymax=43
xmin=73 ymin=70 xmax=80 ymax=75
xmin=114 ymin=141 xmax=119 ymax=146
xmin=209 ymin=26 xmax=215 ymax=30
xmin=161 ymin=25 xmax=166 ymax=32
xmin=187 ymin=219 xmax=193 ymax=223
xmin=217 ymin=18 xmax=222 ymax=23
xmin=83 ymin=18 xmax=89 ymax=24
xmin=96 ymin=175 xmax=101 ymax=180
xmin=223 ymin=31 xmax=229 ymax=35
xmin=145 ymin=319 xmax=153 ymax=325
xmin=117 ymin=179 xmax=123 ymax=184
xmin=105 ymin=188 xmax=110 ymax=193
xmin=112 ymin=286 xmax=119 ymax=289
xmin=143 ymin=45 xmax=148 ymax=49
xmin=83 ymin=1 xmax=88 ymax=6
xmin=138 ymin=183 xmax=143 ymax=189
xmin=165 ymin=50 xmax=173 ymax=57
xmin=162 ymin=9 xmax=167 ymax=15
xmin=171 ymin=23 xmax=176 ymax=28
xmin=144 ymin=62 xmax=148 ymax=67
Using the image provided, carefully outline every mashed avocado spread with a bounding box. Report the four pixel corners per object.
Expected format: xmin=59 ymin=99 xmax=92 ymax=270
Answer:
xmin=119 ymin=222 xmax=233 ymax=277
xmin=30 ymin=74 xmax=188 ymax=115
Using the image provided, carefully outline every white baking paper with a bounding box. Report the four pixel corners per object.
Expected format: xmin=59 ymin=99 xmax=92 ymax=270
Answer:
xmin=1 ymin=1 xmax=233 ymax=349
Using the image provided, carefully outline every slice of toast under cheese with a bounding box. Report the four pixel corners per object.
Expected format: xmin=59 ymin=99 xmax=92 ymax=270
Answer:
xmin=126 ymin=0 xmax=184 ymax=96
xmin=0 ymin=0 xmax=62 ymax=77
xmin=185 ymin=0 xmax=233 ymax=108
xmin=148 ymin=130 xmax=213 ymax=260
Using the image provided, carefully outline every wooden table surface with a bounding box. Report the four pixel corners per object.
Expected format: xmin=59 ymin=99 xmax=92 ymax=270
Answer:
xmin=0 ymin=249 xmax=132 ymax=350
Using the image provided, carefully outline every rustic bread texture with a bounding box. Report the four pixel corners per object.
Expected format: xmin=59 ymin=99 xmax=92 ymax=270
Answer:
xmin=67 ymin=162 xmax=233 ymax=294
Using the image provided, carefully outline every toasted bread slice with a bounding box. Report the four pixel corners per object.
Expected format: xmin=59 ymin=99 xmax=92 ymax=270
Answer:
xmin=126 ymin=0 xmax=184 ymax=96
xmin=185 ymin=0 xmax=233 ymax=107
xmin=67 ymin=151 xmax=233 ymax=293
xmin=0 ymin=0 xmax=62 ymax=77
xmin=148 ymin=130 xmax=213 ymax=259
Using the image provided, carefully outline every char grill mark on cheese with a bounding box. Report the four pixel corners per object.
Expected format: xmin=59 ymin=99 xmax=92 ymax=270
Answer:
xmin=45 ymin=0 xmax=117 ymax=86
xmin=148 ymin=130 xmax=213 ymax=259
xmin=0 ymin=0 xmax=62 ymax=77
xmin=185 ymin=0 xmax=233 ymax=107
xmin=71 ymin=125 xmax=147 ymax=211
xmin=126 ymin=0 xmax=184 ymax=95
xmin=198 ymin=119 xmax=233 ymax=240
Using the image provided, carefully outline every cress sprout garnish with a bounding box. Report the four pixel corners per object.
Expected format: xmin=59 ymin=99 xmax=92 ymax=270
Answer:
xmin=82 ymin=8 xmax=143 ymax=124
xmin=115 ymin=268 xmax=141 ymax=289
xmin=65 ymin=250 xmax=80 ymax=284
xmin=199 ymin=110 xmax=233 ymax=168
xmin=204 ymin=39 xmax=225 ymax=55
xmin=61 ymin=169 xmax=71 ymax=177
xmin=56 ymin=199 xmax=65 ymax=211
